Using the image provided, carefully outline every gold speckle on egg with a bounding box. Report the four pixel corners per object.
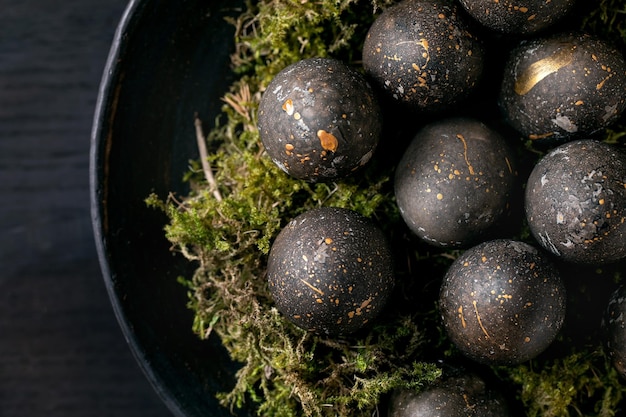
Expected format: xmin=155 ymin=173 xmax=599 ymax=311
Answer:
xmin=317 ymin=130 xmax=339 ymax=152
xmin=282 ymin=99 xmax=294 ymax=116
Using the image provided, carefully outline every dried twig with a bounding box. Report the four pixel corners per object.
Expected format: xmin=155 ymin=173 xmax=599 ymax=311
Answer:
xmin=194 ymin=114 xmax=223 ymax=202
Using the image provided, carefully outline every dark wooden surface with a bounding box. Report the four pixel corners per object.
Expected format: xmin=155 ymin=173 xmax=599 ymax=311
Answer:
xmin=0 ymin=1 xmax=173 ymax=415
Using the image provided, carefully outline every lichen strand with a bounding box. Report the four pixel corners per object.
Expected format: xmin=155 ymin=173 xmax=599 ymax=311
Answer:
xmin=147 ymin=0 xmax=626 ymax=416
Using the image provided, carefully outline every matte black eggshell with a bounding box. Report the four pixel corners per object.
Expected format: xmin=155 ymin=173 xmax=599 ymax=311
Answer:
xmin=499 ymin=32 xmax=626 ymax=145
xmin=525 ymin=140 xmax=626 ymax=264
xmin=266 ymin=207 xmax=395 ymax=336
xmin=257 ymin=58 xmax=382 ymax=182
xmin=458 ymin=0 xmax=576 ymax=35
xmin=603 ymin=285 xmax=626 ymax=379
xmin=388 ymin=372 xmax=509 ymax=417
xmin=362 ymin=0 xmax=485 ymax=114
xmin=439 ymin=239 xmax=566 ymax=365
xmin=394 ymin=117 xmax=517 ymax=248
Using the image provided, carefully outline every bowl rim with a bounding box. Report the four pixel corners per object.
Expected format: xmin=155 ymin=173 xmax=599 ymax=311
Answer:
xmin=89 ymin=0 xmax=187 ymax=415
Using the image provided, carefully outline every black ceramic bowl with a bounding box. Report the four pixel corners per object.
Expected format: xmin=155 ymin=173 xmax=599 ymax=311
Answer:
xmin=90 ymin=1 xmax=249 ymax=416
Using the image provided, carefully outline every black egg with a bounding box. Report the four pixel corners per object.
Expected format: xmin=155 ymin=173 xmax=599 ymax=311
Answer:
xmin=362 ymin=0 xmax=485 ymax=114
xmin=603 ymin=285 xmax=626 ymax=379
xmin=266 ymin=207 xmax=395 ymax=336
xmin=257 ymin=58 xmax=382 ymax=182
xmin=388 ymin=371 xmax=509 ymax=417
xmin=499 ymin=32 xmax=626 ymax=145
xmin=458 ymin=0 xmax=576 ymax=35
xmin=439 ymin=239 xmax=566 ymax=365
xmin=394 ymin=117 xmax=517 ymax=248
xmin=525 ymin=140 xmax=626 ymax=264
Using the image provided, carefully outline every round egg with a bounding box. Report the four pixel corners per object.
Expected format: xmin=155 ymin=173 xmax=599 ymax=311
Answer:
xmin=388 ymin=370 xmax=509 ymax=417
xmin=394 ymin=117 xmax=518 ymax=248
xmin=257 ymin=58 xmax=382 ymax=182
xmin=458 ymin=0 xmax=576 ymax=35
xmin=499 ymin=32 xmax=626 ymax=146
xmin=266 ymin=207 xmax=395 ymax=336
xmin=603 ymin=285 xmax=626 ymax=380
xmin=439 ymin=239 xmax=566 ymax=365
xmin=362 ymin=0 xmax=485 ymax=114
xmin=525 ymin=140 xmax=626 ymax=264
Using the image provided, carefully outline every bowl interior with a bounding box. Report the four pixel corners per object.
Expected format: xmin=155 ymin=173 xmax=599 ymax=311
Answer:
xmin=90 ymin=1 xmax=250 ymax=416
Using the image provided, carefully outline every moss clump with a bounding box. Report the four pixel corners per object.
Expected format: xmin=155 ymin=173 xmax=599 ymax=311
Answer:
xmin=497 ymin=349 xmax=626 ymax=417
xmin=148 ymin=2 xmax=441 ymax=416
xmin=147 ymin=0 xmax=626 ymax=416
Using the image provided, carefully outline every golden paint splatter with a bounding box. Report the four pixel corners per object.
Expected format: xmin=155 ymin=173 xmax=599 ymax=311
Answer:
xmin=597 ymin=74 xmax=612 ymax=90
xmin=458 ymin=306 xmax=467 ymax=328
xmin=529 ymin=132 xmax=554 ymax=141
xmin=473 ymin=300 xmax=491 ymax=339
xmin=456 ymin=134 xmax=476 ymax=175
xmin=515 ymin=47 xmax=574 ymax=95
xmin=317 ymin=130 xmax=338 ymax=152
xmin=300 ymin=279 xmax=324 ymax=296
xmin=282 ymin=99 xmax=294 ymax=116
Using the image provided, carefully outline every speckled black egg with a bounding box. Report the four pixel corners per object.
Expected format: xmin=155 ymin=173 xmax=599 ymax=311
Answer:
xmin=499 ymin=32 xmax=626 ymax=145
xmin=603 ymin=285 xmax=626 ymax=379
xmin=458 ymin=0 xmax=576 ymax=35
xmin=388 ymin=371 xmax=509 ymax=417
xmin=439 ymin=239 xmax=566 ymax=365
xmin=266 ymin=207 xmax=395 ymax=336
xmin=394 ymin=117 xmax=518 ymax=248
xmin=362 ymin=0 xmax=485 ymax=114
xmin=257 ymin=58 xmax=382 ymax=182
xmin=525 ymin=140 xmax=626 ymax=264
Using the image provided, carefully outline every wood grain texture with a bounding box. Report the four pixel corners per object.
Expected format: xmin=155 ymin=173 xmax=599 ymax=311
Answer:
xmin=0 ymin=1 xmax=173 ymax=415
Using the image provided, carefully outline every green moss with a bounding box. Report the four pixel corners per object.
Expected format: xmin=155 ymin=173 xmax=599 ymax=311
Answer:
xmin=581 ymin=0 xmax=626 ymax=51
xmin=496 ymin=349 xmax=626 ymax=417
xmin=147 ymin=0 xmax=626 ymax=416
